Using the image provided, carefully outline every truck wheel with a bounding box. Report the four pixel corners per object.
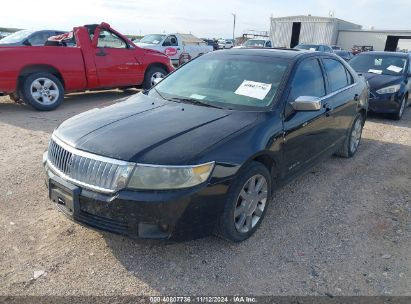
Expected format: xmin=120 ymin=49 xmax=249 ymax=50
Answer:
xmin=143 ymin=66 xmax=167 ymax=90
xmin=20 ymin=72 xmax=64 ymax=111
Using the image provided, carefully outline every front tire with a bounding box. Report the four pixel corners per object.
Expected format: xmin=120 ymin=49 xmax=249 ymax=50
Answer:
xmin=216 ymin=161 xmax=272 ymax=242
xmin=21 ymin=72 xmax=64 ymax=111
xmin=335 ymin=113 xmax=364 ymax=158
xmin=393 ymin=95 xmax=407 ymax=120
xmin=143 ymin=66 xmax=167 ymax=90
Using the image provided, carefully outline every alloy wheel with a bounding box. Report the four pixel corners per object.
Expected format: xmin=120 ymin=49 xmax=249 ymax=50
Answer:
xmin=350 ymin=118 xmax=362 ymax=153
xmin=234 ymin=174 xmax=268 ymax=233
xmin=150 ymin=72 xmax=165 ymax=87
xmin=30 ymin=78 xmax=59 ymax=105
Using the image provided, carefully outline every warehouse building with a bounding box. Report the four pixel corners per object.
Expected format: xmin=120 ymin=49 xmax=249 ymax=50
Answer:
xmin=269 ymin=15 xmax=411 ymax=51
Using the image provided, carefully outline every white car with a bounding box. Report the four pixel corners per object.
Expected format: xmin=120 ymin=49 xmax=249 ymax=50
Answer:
xmin=136 ymin=33 xmax=213 ymax=67
xmin=234 ymin=39 xmax=272 ymax=49
xmin=218 ymin=39 xmax=234 ymax=49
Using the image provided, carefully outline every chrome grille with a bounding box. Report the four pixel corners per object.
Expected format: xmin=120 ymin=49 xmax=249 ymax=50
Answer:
xmin=47 ymin=136 xmax=134 ymax=193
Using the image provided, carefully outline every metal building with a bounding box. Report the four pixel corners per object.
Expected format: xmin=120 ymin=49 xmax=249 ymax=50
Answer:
xmin=269 ymin=15 xmax=411 ymax=51
xmin=270 ymin=15 xmax=361 ymax=48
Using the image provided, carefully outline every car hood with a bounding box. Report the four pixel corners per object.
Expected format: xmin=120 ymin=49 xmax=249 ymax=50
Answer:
xmin=362 ymin=73 xmax=404 ymax=90
xmin=54 ymin=94 xmax=259 ymax=165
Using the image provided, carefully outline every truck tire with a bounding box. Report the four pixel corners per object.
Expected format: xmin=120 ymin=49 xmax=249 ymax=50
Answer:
xmin=20 ymin=72 xmax=64 ymax=111
xmin=143 ymin=66 xmax=167 ymax=90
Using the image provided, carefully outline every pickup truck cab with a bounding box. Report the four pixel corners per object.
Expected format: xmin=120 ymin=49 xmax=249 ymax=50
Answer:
xmin=136 ymin=33 xmax=213 ymax=67
xmin=0 ymin=22 xmax=174 ymax=111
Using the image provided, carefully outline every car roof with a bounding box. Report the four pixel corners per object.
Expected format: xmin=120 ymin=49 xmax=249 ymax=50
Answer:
xmin=357 ymin=51 xmax=409 ymax=58
xmin=218 ymin=48 xmax=311 ymax=60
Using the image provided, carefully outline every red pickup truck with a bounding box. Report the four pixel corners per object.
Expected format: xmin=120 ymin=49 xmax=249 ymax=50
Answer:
xmin=0 ymin=22 xmax=174 ymax=110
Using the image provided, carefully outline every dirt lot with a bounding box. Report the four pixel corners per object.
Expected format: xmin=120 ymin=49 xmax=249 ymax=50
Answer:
xmin=0 ymin=92 xmax=410 ymax=296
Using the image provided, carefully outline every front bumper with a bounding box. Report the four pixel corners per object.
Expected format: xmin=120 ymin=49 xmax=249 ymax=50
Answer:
xmin=44 ymin=162 xmax=230 ymax=241
xmin=368 ymin=92 xmax=402 ymax=114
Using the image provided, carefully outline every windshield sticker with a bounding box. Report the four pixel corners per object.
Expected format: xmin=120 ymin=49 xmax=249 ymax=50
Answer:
xmin=235 ymin=80 xmax=272 ymax=100
xmin=309 ymin=48 xmax=316 ymax=51
xmin=368 ymin=69 xmax=383 ymax=75
xmin=190 ymin=94 xmax=206 ymax=100
xmin=387 ymin=65 xmax=403 ymax=73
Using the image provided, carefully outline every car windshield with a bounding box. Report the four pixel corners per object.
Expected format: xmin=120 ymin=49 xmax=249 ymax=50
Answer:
xmin=140 ymin=34 xmax=165 ymax=44
xmin=149 ymin=53 xmax=289 ymax=110
xmin=349 ymin=54 xmax=408 ymax=76
xmin=0 ymin=29 xmax=34 ymax=44
xmin=244 ymin=40 xmax=266 ymax=47
xmin=295 ymin=44 xmax=319 ymax=51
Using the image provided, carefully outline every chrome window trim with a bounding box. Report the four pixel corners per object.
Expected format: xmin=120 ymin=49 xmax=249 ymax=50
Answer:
xmin=318 ymin=83 xmax=357 ymax=102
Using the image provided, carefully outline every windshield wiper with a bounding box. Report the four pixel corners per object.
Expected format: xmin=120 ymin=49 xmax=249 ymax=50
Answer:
xmin=151 ymin=87 xmax=170 ymax=101
xmin=170 ymin=97 xmax=224 ymax=109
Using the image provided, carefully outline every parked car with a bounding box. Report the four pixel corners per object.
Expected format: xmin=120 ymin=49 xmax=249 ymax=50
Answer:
xmin=0 ymin=22 xmax=174 ymax=111
xmin=43 ymin=49 xmax=368 ymax=242
xmin=0 ymin=29 xmax=66 ymax=46
xmin=202 ymin=38 xmax=218 ymax=51
xmin=335 ymin=50 xmax=354 ymax=61
xmin=136 ymin=33 xmax=213 ymax=67
xmin=294 ymin=44 xmax=334 ymax=53
xmin=234 ymin=38 xmax=272 ymax=49
xmin=218 ymin=39 xmax=234 ymax=49
xmin=331 ymin=45 xmax=342 ymax=51
xmin=349 ymin=51 xmax=411 ymax=120
xmin=351 ymin=45 xmax=373 ymax=55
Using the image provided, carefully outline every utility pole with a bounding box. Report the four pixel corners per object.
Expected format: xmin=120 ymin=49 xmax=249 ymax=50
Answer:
xmin=232 ymin=13 xmax=236 ymax=44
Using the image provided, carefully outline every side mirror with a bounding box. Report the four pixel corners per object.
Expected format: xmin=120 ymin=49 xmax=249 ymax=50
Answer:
xmin=153 ymin=77 xmax=163 ymax=85
xmin=291 ymin=96 xmax=322 ymax=111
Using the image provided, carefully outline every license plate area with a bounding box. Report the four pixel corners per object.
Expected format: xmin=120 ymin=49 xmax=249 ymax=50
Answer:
xmin=49 ymin=177 xmax=80 ymax=216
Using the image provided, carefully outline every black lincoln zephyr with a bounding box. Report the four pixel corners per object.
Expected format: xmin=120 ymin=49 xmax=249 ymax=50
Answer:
xmin=43 ymin=49 xmax=368 ymax=242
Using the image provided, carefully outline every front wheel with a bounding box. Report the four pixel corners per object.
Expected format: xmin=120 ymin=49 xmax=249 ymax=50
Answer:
xmin=143 ymin=66 xmax=167 ymax=90
xmin=335 ymin=113 xmax=364 ymax=158
xmin=216 ymin=161 xmax=271 ymax=242
xmin=21 ymin=72 xmax=64 ymax=111
xmin=393 ymin=95 xmax=407 ymax=120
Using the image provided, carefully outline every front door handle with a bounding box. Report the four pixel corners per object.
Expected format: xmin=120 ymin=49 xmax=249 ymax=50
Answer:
xmin=354 ymin=94 xmax=359 ymax=101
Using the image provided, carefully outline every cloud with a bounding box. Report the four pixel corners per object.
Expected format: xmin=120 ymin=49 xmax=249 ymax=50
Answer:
xmin=1 ymin=0 xmax=410 ymax=38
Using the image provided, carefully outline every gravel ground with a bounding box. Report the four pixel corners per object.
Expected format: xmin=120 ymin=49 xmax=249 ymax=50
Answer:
xmin=0 ymin=92 xmax=410 ymax=296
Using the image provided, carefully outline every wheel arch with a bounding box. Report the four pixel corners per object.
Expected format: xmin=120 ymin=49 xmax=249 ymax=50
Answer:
xmin=18 ymin=64 xmax=65 ymax=91
xmin=240 ymin=151 xmax=280 ymax=186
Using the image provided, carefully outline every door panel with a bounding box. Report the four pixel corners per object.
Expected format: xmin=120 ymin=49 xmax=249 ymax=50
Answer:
xmin=93 ymin=29 xmax=144 ymax=87
xmin=283 ymin=58 xmax=333 ymax=176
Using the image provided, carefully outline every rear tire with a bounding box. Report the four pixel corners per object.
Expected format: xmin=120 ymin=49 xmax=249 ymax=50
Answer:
xmin=143 ymin=66 xmax=167 ymax=90
xmin=216 ymin=161 xmax=272 ymax=242
xmin=335 ymin=113 xmax=364 ymax=158
xmin=20 ymin=72 xmax=64 ymax=111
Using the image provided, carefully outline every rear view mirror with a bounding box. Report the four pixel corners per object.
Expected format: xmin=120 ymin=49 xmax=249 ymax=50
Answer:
xmin=291 ymin=96 xmax=322 ymax=111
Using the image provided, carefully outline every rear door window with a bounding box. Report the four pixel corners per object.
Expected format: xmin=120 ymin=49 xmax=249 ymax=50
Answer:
xmin=323 ymin=58 xmax=349 ymax=92
xmin=289 ymin=58 xmax=326 ymax=101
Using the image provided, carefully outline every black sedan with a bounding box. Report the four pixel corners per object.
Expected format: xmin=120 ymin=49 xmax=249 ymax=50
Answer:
xmin=349 ymin=51 xmax=411 ymax=120
xmin=0 ymin=29 xmax=66 ymax=46
xmin=43 ymin=49 xmax=368 ymax=242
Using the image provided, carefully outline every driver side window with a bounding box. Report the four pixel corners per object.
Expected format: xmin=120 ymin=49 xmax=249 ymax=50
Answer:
xmin=289 ymin=59 xmax=326 ymax=101
xmin=97 ymin=30 xmax=127 ymax=48
xmin=163 ymin=35 xmax=178 ymax=47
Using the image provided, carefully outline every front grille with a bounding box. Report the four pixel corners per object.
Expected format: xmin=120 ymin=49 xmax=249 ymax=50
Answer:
xmin=47 ymin=136 xmax=134 ymax=193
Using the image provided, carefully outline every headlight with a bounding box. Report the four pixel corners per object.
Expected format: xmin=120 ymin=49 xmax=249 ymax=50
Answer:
xmin=376 ymin=84 xmax=401 ymax=95
xmin=127 ymin=162 xmax=215 ymax=190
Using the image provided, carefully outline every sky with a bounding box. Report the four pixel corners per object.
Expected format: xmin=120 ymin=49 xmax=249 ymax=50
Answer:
xmin=1 ymin=0 xmax=411 ymax=38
